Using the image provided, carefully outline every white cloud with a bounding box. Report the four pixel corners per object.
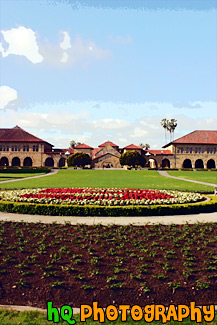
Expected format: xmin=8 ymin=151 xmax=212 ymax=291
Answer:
xmin=60 ymin=52 xmax=69 ymax=63
xmin=39 ymin=34 xmax=111 ymax=66
xmin=93 ymin=118 xmax=130 ymax=129
xmin=0 ymin=26 xmax=43 ymax=64
xmin=0 ymin=26 xmax=111 ymax=66
xmin=1 ymin=99 xmax=216 ymax=149
xmin=60 ymin=31 xmax=71 ymax=50
xmin=60 ymin=31 xmax=71 ymax=63
xmin=0 ymin=86 xmax=18 ymax=109
xmin=131 ymin=127 xmax=148 ymax=138
xmin=66 ymin=35 xmax=111 ymax=65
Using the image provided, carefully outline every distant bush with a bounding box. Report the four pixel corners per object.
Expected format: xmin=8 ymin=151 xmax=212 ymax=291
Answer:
xmin=0 ymin=168 xmax=50 ymax=174
xmin=195 ymin=168 xmax=208 ymax=171
xmin=162 ymin=168 xmax=179 ymax=171
xmin=181 ymin=168 xmax=193 ymax=171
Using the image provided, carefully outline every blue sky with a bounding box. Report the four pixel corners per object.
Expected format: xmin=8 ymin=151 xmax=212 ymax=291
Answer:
xmin=0 ymin=0 xmax=216 ymax=149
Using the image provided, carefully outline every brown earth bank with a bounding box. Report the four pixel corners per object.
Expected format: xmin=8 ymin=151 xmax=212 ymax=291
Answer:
xmin=0 ymin=222 xmax=216 ymax=309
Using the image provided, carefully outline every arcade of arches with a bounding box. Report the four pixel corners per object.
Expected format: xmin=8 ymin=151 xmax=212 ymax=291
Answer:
xmin=0 ymin=127 xmax=216 ymax=169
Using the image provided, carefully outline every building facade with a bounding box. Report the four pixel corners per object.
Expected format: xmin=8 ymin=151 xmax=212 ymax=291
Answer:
xmin=162 ymin=130 xmax=217 ymax=169
xmin=0 ymin=126 xmax=216 ymax=169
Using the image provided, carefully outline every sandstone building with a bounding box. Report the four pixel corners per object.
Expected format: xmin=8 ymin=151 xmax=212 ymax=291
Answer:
xmin=0 ymin=126 xmax=216 ymax=169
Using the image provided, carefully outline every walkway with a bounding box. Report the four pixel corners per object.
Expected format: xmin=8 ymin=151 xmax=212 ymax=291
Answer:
xmin=0 ymin=211 xmax=216 ymax=225
xmin=157 ymin=170 xmax=217 ymax=187
xmin=0 ymin=169 xmax=59 ymax=184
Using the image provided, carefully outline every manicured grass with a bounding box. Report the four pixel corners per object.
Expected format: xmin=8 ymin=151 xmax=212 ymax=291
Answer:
xmin=0 ymin=170 xmax=214 ymax=192
xmin=0 ymin=173 xmax=46 ymax=182
xmin=0 ymin=309 xmax=216 ymax=325
xmin=167 ymin=171 xmax=217 ymax=185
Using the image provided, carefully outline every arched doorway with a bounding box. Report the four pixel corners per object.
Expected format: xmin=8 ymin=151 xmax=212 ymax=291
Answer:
xmin=59 ymin=158 xmax=66 ymax=168
xmin=0 ymin=157 xmax=9 ymax=166
xmin=207 ymin=159 xmax=216 ymax=169
xmin=183 ymin=159 xmax=192 ymax=168
xmin=45 ymin=157 xmax=54 ymax=167
xmin=12 ymin=157 xmax=20 ymax=167
xmin=162 ymin=159 xmax=170 ymax=168
xmin=195 ymin=159 xmax=204 ymax=169
xmin=23 ymin=157 xmax=32 ymax=167
xmin=149 ymin=158 xmax=158 ymax=169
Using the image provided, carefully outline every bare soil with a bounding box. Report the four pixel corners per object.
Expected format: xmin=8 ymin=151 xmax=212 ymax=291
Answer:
xmin=0 ymin=222 xmax=216 ymax=309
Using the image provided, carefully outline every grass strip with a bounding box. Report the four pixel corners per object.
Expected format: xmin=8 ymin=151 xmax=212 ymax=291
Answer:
xmin=0 ymin=170 xmax=214 ymax=192
xmin=0 ymin=309 xmax=217 ymax=324
xmin=167 ymin=171 xmax=217 ymax=185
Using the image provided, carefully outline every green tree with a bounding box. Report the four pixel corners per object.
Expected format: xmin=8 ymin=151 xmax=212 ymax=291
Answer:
xmin=67 ymin=152 xmax=91 ymax=168
xmin=119 ymin=151 xmax=146 ymax=168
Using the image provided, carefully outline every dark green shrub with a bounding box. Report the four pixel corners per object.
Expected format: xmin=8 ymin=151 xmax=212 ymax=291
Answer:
xmin=67 ymin=152 xmax=91 ymax=168
xmin=0 ymin=168 xmax=50 ymax=174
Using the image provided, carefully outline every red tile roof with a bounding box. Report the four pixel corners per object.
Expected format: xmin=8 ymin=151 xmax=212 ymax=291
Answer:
xmin=124 ymin=144 xmax=142 ymax=150
xmin=0 ymin=126 xmax=53 ymax=146
xmin=74 ymin=143 xmax=93 ymax=149
xmin=92 ymin=148 xmax=100 ymax=157
xmin=163 ymin=130 xmax=217 ymax=147
xmin=62 ymin=148 xmax=74 ymax=154
xmin=147 ymin=150 xmax=173 ymax=155
xmin=98 ymin=141 xmax=119 ymax=148
xmin=92 ymin=151 xmax=120 ymax=161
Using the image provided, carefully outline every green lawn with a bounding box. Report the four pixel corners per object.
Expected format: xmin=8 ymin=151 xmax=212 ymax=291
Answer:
xmin=0 ymin=173 xmax=45 ymax=182
xmin=167 ymin=171 xmax=217 ymax=185
xmin=0 ymin=170 xmax=214 ymax=192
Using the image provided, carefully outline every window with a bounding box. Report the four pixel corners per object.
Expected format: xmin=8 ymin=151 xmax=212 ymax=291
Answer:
xmin=26 ymin=145 xmax=29 ymax=152
xmin=177 ymin=147 xmax=183 ymax=153
xmin=33 ymin=145 xmax=39 ymax=152
xmin=214 ymin=148 xmax=216 ymax=154
xmin=195 ymin=147 xmax=198 ymax=153
xmin=207 ymin=148 xmax=209 ymax=154
xmin=198 ymin=147 xmax=201 ymax=154
xmin=23 ymin=145 xmax=26 ymax=151
xmin=202 ymin=148 xmax=205 ymax=153
xmin=210 ymin=148 xmax=213 ymax=154
xmin=186 ymin=147 xmax=189 ymax=153
xmin=190 ymin=147 xmax=193 ymax=153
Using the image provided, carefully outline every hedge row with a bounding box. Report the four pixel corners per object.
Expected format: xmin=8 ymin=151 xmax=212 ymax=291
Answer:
xmin=0 ymin=168 xmax=50 ymax=174
xmin=0 ymin=196 xmax=216 ymax=217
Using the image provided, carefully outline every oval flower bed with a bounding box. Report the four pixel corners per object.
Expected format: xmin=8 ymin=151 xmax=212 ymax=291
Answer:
xmin=0 ymin=188 xmax=204 ymax=206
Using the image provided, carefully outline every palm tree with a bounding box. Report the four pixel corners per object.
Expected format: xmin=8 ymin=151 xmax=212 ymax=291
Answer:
xmin=161 ymin=118 xmax=169 ymax=143
xmin=139 ymin=143 xmax=150 ymax=150
xmin=169 ymin=119 xmax=177 ymax=141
